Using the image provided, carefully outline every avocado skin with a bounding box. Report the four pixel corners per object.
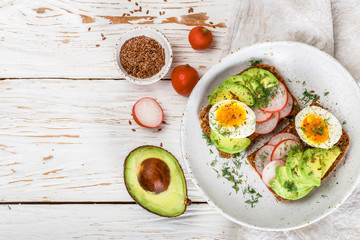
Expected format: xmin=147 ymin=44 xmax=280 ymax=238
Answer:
xmin=210 ymin=129 xmax=251 ymax=154
xmin=124 ymin=146 xmax=190 ymax=217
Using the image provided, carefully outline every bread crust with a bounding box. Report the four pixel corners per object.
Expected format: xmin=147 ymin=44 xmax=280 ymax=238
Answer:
xmin=199 ymin=64 xmax=301 ymax=158
xmin=247 ymin=102 xmax=350 ymax=201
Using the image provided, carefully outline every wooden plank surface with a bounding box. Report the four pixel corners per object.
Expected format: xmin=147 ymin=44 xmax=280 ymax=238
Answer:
xmin=2 ymin=187 xmax=360 ymax=240
xmin=0 ymin=204 xmax=238 ymax=239
xmin=0 ymin=79 xmax=210 ymax=202
xmin=0 ymin=0 xmax=231 ymax=79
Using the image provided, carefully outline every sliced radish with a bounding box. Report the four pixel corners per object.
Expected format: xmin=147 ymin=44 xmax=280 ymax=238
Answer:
xmin=268 ymin=132 xmax=299 ymax=146
xmin=271 ymin=139 xmax=300 ymax=161
xmin=279 ymin=93 xmax=294 ymax=119
xmin=262 ymin=160 xmax=286 ymax=187
xmin=132 ymin=97 xmax=164 ymax=128
xmin=254 ymin=145 xmax=275 ymax=175
xmin=260 ymin=82 xmax=288 ymax=113
xmin=255 ymin=112 xmax=279 ymax=135
xmin=253 ymin=108 xmax=272 ymax=123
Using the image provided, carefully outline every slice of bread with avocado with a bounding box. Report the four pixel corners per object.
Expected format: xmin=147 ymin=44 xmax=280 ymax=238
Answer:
xmin=247 ymin=102 xmax=350 ymax=201
xmin=199 ymin=64 xmax=301 ymax=158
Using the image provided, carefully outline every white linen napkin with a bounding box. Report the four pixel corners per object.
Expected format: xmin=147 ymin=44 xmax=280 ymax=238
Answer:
xmin=222 ymin=0 xmax=334 ymax=56
xmin=222 ymin=0 xmax=360 ymax=84
xmin=332 ymin=0 xmax=360 ymax=84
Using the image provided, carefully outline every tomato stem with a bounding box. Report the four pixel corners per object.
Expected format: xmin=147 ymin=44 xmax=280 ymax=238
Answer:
xmin=201 ymin=27 xmax=209 ymax=34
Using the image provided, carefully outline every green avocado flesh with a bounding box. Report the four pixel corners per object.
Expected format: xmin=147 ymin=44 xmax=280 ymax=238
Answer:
xmin=272 ymin=146 xmax=341 ymax=200
xmin=222 ymin=75 xmax=265 ymax=98
xmin=208 ymin=68 xmax=279 ymax=107
xmin=315 ymin=147 xmax=342 ymax=177
xmin=124 ymin=146 xmax=189 ymax=217
xmin=298 ymin=149 xmax=322 ymax=186
xmin=286 ymin=147 xmax=318 ymax=187
xmin=210 ymin=129 xmax=251 ymax=154
xmin=270 ymin=174 xmax=314 ymax=200
xmin=242 ymin=68 xmax=279 ymax=88
xmin=208 ymin=82 xmax=255 ymax=106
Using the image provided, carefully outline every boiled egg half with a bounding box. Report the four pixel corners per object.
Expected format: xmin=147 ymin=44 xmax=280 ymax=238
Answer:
xmin=295 ymin=106 xmax=342 ymax=149
xmin=209 ymin=100 xmax=256 ymax=138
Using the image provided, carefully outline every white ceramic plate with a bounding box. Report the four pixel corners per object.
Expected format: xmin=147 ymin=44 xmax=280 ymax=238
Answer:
xmin=181 ymin=41 xmax=360 ymax=231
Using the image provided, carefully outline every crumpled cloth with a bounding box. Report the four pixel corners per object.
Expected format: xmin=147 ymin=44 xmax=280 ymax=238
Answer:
xmin=222 ymin=0 xmax=360 ymax=84
xmin=222 ymin=0 xmax=360 ymax=236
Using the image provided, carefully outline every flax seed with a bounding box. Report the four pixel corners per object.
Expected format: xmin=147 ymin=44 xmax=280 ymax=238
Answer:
xmin=120 ymin=36 xmax=165 ymax=79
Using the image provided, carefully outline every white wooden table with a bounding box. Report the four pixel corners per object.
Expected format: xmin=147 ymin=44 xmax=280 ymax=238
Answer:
xmin=2 ymin=1 xmax=360 ymax=239
xmin=0 ymin=0 xmax=240 ymax=239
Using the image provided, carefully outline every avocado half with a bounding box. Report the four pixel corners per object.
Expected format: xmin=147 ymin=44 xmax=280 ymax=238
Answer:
xmin=124 ymin=145 xmax=191 ymax=217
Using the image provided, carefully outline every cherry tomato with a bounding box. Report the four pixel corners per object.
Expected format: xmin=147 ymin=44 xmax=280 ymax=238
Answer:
xmin=171 ymin=64 xmax=199 ymax=97
xmin=188 ymin=26 xmax=213 ymax=50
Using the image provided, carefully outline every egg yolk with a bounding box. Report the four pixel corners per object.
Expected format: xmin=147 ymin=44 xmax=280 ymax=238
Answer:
xmin=301 ymin=114 xmax=329 ymax=145
xmin=216 ymin=102 xmax=247 ymax=127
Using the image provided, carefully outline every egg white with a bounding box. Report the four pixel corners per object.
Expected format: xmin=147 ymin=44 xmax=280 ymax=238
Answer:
xmin=295 ymin=106 xmax=342 ymax=149
xmin=209 ymin=100 xmax=256 ymax=138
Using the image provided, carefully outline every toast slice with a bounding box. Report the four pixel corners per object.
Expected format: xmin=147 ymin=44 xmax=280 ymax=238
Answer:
xmin=247 ymin=102 xmax=350 ymax=201
xmin=199 ymin=64 xmax=301 ymax=158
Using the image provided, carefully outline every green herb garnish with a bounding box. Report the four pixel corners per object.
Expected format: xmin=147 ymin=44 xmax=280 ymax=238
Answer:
xmin=301 ymin=89 xmax=320 ymax=104
xmin=249 ymin=59 xmax=262 ymax=66
xmin=254 ymin=84 xmax=279 ymax=108
xmin=283 ymin=181 xmax=297 ymax=192
xmin=232 ymin=152 xmax=242 ymax=158
xmin=293 ymin=104 xmax=300 ymax=111
xmin=221 ymin=167 xmax=243 ymax=193
xmin=202 ymin=131 xmax=213 ymax=146
xmin=233 ymin=159 xmax=242 ymax=169
xmin=244 ymin=186 xmax=262 ymax=208
xmin=324 ymin=91 xmax=330 ymax=96
xmin=210 ymin=159 xmax=217 ymax=167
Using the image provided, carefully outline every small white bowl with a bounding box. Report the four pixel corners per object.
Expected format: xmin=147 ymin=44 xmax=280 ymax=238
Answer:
xmin=114 ymin=27 xmax=173 ymax=85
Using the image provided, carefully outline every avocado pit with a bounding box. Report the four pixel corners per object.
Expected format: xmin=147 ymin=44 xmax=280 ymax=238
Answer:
xmin=138 ymin=158 xmax=170 ymax=194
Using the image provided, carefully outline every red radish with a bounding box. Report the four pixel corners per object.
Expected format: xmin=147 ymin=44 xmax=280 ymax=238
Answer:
xmin=262 ymin=160 xmax=286 ymax=187
xmin=254 ymin=145 xmax=275 ymax=175
xmin=271 ymin=139 xmax=300 ymax=161
xmin=279 ymin=93 xmax=294 ymax=119
xmin=253 ymin=108 xmax=272 ymax=123
xmin=132 ymin=97 xmax=164 ymax=128
xmin=260 ymin=82 xmax=288 ymax=113
xmin=255 ymin=112 xmax=279 ymax=135
xmin=268 ymin=132 xmax=299 ymax=146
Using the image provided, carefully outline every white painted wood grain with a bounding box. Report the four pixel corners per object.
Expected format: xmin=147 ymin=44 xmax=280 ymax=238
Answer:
xmin=0 ymin=0 xmax=232 ymax=78
xmin=0 ymin=79 xmax=210 ymax=202
xmin=0 ymin=204 xmax=237 ymax=239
